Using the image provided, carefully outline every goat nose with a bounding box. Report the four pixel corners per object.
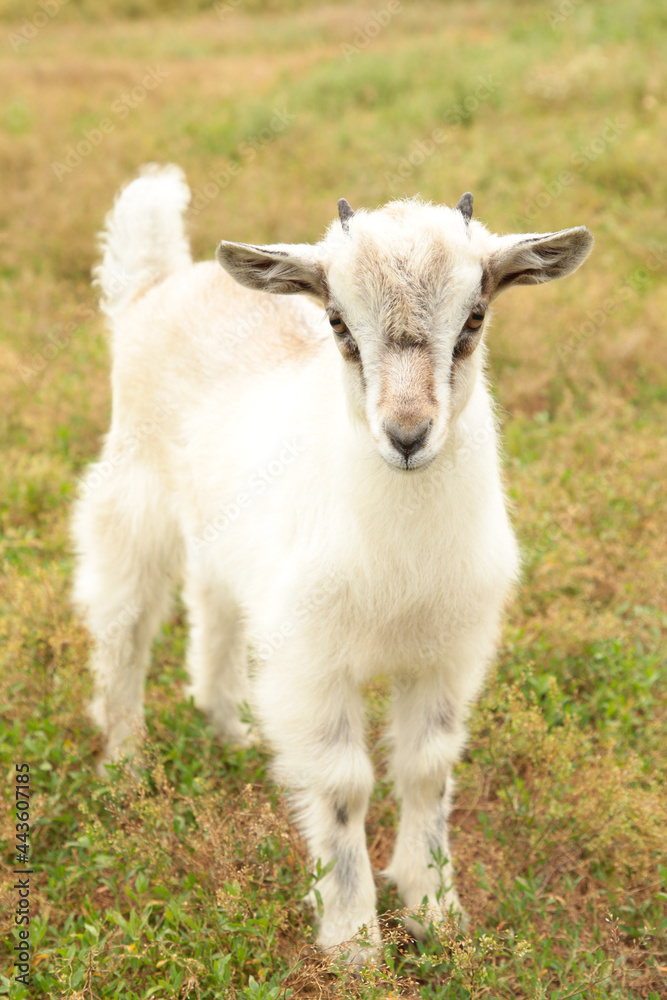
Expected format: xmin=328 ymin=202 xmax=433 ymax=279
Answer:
xmin=385 ymin=419 xmax=431 ymax=460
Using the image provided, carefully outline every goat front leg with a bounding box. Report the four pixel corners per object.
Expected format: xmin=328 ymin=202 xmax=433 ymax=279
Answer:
xmin=256 ymin=656 xmax=380 ymax=964
xmin=385 ymin=669 xmax=471 ymax=939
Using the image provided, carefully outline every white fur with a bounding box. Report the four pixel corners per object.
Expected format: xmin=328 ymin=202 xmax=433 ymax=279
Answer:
xmin=73 ymin=166 xmax=592 ymax=962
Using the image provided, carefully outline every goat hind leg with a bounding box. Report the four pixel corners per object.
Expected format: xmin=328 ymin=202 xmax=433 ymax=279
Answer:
xmin=73 ymin=464 xmax=182 ymax=768
xmin=184 ymin=576 xmax=253 ymax=745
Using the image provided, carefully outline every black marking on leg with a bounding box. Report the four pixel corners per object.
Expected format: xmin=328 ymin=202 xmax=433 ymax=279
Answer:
xmin=333 ymin=844 xmax=358 ymax=904
xmin=417 ymin=705 xmax=457 ymax=751
xmin=434 ymin=703 xmax=456 ymax=732
xmin=321 ymin=714 xmax=352 ymax=748
xmin=335 ymin=803 xmax=349 ymax=826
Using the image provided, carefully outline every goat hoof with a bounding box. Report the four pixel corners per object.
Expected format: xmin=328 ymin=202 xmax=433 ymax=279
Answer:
xmin=403 ymin=896 xmax=469 ymax=941
xmin=320 ymin=917 xmax=382 ymax=967
xmin=215 ymin=719 xmax=259 ymax=749
xmin=96 ymin=728 xmax=145 ymax=777
xmin=96 ymin=747 xmax=141 ymax=779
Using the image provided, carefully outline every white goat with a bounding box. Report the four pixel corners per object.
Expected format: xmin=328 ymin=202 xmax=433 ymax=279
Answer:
xmin=73 ymin=165 xmax=592 ymax=962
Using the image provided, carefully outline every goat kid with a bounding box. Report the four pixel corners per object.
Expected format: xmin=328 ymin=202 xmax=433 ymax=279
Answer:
xmin=73 ymin=165 xmax=593 ymax=962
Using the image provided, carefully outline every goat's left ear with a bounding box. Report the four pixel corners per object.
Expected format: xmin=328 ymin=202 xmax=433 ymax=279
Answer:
xmin=487 ymin=227 xmax=593 ymax=296
xmin=215 ymin=241 xmax=327 ymax=300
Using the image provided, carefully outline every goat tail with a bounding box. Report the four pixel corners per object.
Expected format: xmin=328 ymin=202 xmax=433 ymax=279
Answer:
xmin=93 ymin=163 xmax=192 ymax=320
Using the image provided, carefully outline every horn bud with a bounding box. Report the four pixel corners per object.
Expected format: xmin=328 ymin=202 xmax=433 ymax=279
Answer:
xmin=337 ymin=198 xmax=355 ymax=233
xmin=456 ymin=192 xmax=473 ymax=223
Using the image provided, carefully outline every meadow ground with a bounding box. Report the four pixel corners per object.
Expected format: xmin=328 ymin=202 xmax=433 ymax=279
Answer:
xmin=0 ymin=0 xmax=666 ymax=997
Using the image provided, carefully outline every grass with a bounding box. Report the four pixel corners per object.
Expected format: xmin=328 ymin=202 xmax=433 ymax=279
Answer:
xmin=0 ymin=0 xmax=666 ymax=996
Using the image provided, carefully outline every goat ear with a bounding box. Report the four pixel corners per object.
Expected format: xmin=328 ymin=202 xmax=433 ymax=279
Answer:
xmin=215 ymin=241 xmax=327 ymax=299
xmin=488 ymin=227 xmax=593 ymax=295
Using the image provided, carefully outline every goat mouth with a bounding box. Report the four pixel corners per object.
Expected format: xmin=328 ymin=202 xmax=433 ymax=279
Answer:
xmin=385 ymin=453 xmax=435 ymax=473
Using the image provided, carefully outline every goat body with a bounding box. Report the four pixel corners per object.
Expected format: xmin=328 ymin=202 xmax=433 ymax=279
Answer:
xmin=73 ymin=165 xmax=592 ymax=961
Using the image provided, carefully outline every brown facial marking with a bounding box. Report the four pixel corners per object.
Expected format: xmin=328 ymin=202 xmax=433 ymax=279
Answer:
xmin=326 ymin=305 xmax=362 ymax=364
xmin=450 ymin=298 xmax=487 ymax=382
xmin=480 ymin=267 xmax=493 ymax=299
xmin=337 ymin=337 xmax=362 ymax=364
xmin=317 ymin=266 xmax=330 ymax=302
xmin=350 ymin=230 xmax=454 ymax=348
xmin=452 ymin=332 xmax=479 ymax=363
xmin=378 ymin=342 xmax=437 ymax=432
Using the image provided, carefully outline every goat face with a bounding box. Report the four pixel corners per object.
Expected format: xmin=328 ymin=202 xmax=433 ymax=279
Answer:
xmin=323 ymin=213 xmax=489 ymax=471
xmin=216 ymin=196 xmax=592 ymax=472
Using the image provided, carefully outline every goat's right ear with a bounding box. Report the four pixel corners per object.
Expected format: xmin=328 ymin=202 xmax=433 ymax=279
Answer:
xmin=486 ymin=227 xmax=594 ymax=296
xmin=215 ymin=241 xmax=327 ymax=299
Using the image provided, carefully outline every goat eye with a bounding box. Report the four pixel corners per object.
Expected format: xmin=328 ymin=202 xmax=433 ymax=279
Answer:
xmin=465 ymin=307 xmax=486 ymax=331
xmin=329 ymin=313 xmax=349 ymax=336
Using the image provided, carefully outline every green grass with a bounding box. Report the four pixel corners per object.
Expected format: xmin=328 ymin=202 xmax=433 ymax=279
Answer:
xmin=0 ymin=0 xmax=666 ymax=997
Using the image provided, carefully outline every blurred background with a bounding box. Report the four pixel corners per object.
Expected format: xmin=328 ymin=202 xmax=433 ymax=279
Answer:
xmin=0 ymin=1 xmax=665 ymax=997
